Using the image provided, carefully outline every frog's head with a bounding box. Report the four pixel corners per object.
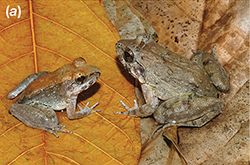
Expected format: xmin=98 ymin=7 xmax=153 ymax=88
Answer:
xmin=115 ymin=33 xmax=155 ymax=84
xmin=66 ymin=57 xmax=101 ymax=95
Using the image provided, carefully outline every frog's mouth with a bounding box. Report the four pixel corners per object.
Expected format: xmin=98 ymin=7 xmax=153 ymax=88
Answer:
xmin=130 ymin=62 xmax=144 ymax=77
xmin=87 ymin=72 xmax=100 ymax=85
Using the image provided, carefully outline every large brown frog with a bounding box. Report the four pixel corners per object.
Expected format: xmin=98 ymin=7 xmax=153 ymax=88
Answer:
xmin=8 ymin=57 xmax=101 ymax=137
xmin=115 ymin=33 xmax=229 ymax=129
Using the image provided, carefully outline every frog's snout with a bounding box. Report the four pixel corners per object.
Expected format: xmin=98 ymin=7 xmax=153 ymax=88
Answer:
xmin=90 ymin=72 xmax=101 ymax=79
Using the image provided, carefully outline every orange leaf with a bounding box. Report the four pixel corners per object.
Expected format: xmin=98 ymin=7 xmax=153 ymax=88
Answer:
xmin=0 ymin=1 xmax=140 ymax=164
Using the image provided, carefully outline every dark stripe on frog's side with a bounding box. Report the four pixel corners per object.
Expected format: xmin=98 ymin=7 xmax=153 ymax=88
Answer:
xmin=17 ymin=81 xmax=71 ymax=110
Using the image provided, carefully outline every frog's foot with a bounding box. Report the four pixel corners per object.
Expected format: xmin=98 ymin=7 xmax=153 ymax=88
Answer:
xmin=116 ymin=99 xmax=139 ymax=116
xmin=45 ymin=125 xmax=73 ymax=138
xmin=10 ymin=103 xmax=73 ymax=137
xmin=67 ymin=102 xmax=100 ymax=119
xmin=77 ymin=102 xmax=101 ymax=115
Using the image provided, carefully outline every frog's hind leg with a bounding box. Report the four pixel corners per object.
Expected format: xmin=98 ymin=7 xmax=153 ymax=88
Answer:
xmin=178 ymin=108 xmax=221 ymax=127
xmin=10 ymin=104 xmax=72 ymax=137
xmin=191 ymin=46 xmax=230 ymax=92
xmin=7 ymin=71 xmax=49 ymax=99
xmin=152 ymin=108 xmax=221 ymax=138
xmin=154 ymin=96 xmax=225 ymax=127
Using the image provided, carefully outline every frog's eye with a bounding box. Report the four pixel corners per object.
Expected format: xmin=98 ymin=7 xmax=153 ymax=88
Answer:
xmin=75 ymin=75 xmax=86 ymax=84
xmin=124 ymin=48 xmax=134 ymax=63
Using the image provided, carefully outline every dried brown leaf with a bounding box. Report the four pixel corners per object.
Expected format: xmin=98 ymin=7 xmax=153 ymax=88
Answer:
xmin=103 ymin=0 xmax=158 ymax=40
xmin=129 ymin=0 xmax=249 ymax=164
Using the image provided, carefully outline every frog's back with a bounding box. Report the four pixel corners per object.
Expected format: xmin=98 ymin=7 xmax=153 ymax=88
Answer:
xmin=16 ymin=64 xmax=74 ymax=107
xmin=145 ymin=53 xmax=219 ymax=100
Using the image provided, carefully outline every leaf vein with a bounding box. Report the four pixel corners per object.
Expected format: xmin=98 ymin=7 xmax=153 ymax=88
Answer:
xmin=73 ymin=133 xmax=123 ymax=164
xmin=29 ymin=0 xmax=38 ymax=73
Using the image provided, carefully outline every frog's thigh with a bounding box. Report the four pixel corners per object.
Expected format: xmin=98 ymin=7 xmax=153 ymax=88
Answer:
xmin=10 ymin=104 xmax=58 ymax=130
xmin=154 ymin=96 xmax=224 ymax=126
xmin=8 ymin=71 xmax=49 ymax=99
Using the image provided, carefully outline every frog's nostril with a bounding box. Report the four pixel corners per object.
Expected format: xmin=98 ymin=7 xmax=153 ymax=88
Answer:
xmin=90 ymin=72 xmax=100 ymax=78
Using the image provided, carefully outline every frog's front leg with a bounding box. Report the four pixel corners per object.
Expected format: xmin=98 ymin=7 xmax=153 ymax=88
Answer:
xmin=116 ymin=84 xmax=159 ymax=117
xmin=8 ymin=71 xmax=49 ymax=99
xmin=66 ymin=96 xmax=100 ymax=119
xmin=191 ymin=46 xmax=230 ymax=92
xmin=154 ymin=95 xmax=224 ymax=127
xmin=10 ymin=104 xmax=71 ymax=137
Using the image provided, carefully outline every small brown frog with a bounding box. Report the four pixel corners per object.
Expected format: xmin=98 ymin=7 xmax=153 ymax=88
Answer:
xmin=8 ymin=57 xmax=101 ymax=137
xmin=115 ymin=33 xmax=229 ymax=130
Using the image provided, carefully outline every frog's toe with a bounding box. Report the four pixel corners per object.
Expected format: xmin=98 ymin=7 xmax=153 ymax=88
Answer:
xmin=44 ymin=128 xmax=60 ymax=137
xmin=89 ymin=102 xmax=99 ymax=110
xmin=60 ymin=128 xmax=73 ymax=134
xmin=58 ymin=125 xmax=72 ymax=133
xmin=119 ymin=100 xmax=130 ymax=110
xmin=132 ymin=99 xmax=139 ymax=108
xmin=77 ymin=102 xmax=99 ymax=114
xmin=119 ymin=99 xmax=138 ymax=111
xmin=90 ymin=109 xmax=101 ymax=114
xmin=44 ymin=124 xmax=73 ymax=137
xmin=52 ymin=132 xmax=59 ymax=138
xmin=83 ymin=102 xmax=90 ymax=111
xmin=58 ymin=124 xmax=66 ymax=128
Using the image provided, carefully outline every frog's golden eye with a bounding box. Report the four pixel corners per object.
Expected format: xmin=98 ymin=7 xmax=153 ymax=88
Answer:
xmin=124 ymin=48 xmax=134 ymax=63
xmin=76 ymin=75 xmax=86 ymax=84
